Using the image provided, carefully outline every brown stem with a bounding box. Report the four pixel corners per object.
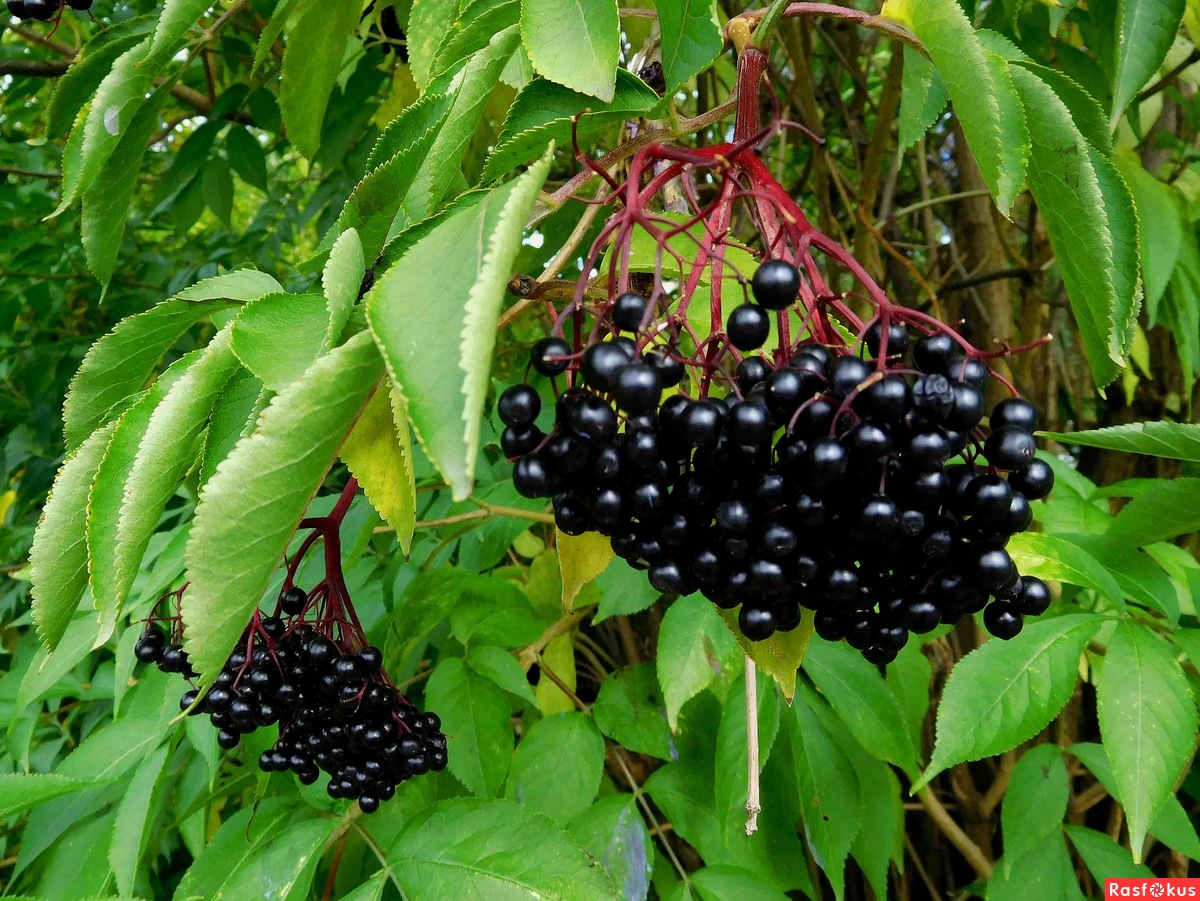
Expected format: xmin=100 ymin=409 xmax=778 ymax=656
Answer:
xmin=917 ymin=787 xmax=994 ymax=879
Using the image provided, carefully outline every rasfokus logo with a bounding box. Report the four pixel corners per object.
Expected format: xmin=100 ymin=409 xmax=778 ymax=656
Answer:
xmin=1107 ymin=880 xmax=1200 ymax=898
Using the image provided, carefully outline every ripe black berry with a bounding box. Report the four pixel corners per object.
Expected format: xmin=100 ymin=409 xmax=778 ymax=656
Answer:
xmin=984 ymin=601 xmax=1023 ymax=639
xmin=612 ymin=292 xmax=649 ymax=331
xmin=726 ymin=304 xmax=770 ymax=350
xmin=1014 ymin=576 xmax=1051 ymax=615
xmin=513 ymin=454 xmax=552 ymax=497
xmin=581 ymin=342 xmax=634 ymax=391
xmin=648 ymin=348 xmax=685 ymax=387
xmin=991 ymin=397 xmax=1039 ymax=431
xmin=613 ymin=363 xmax=662 ymax=414
xmin=914 ymin=333 xmax=956 ymax=372
xmin=751 ymin=259 xmax=800 ymax=309
xmin=865 ymin=321 xmax=910 ymax=359
xmin=498 ymin=384 xmax=541 ymax=427
xmin=1009 ymin=459 xmax=1054 ymax=499
xmin=739 ymin=606 xmax=777 ymax=641
xmin=828 ymin=356 xmax=871 ymax=398
xmin=985 ymin=426 xmax=1037 ymax=470
xmin=531 ymin=337 xmax=571 ymax=376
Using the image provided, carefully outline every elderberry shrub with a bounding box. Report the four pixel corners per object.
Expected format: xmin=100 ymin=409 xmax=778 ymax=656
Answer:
xmin=137 ymin=598 xmax=446 ymax=812
xmin=502 ymin=268 xmax=1054 ymax=664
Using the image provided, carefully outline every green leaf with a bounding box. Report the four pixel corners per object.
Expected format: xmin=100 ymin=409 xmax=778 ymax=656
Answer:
xmin=714 ymin=672 xmax=781 ymax=841
xmin=1009 ymin=65 xmax=1139 ymax=388
xmin=883 ymin=0 xmax=1028 ymax=210
xmin=898 ymin=46 xmax=950 ymax=152
xmin=367 ymin=153 xmax=549 ymax=500
xmin=1044 ymin=420 xmax=1200 ymax=462
xmin=1012 ymin=61 xmax=1113 ymax=155
xmin=387 ymin=798 xmax=616 ymax=898
xmin=1108 ymin=477 xmax=1200 ymax=545
xmin=252 ymin=0 xmax=299 ymax=73
xmin=226 ymin=126 xmax=269 ymax=192
xmin=988 ymin=832 xmax=1083 ymax=901
xmin=431 ymin=0 xmax=521 ymax=80
xmin=278 ymin=0 xmax=361 ymax=158
xmin=212 ymin=818 xmax=338 ymax=900
xmin=29 ymin=422 xmax=117 ymax=650
xmin=173 ymin=269 xmax=285 ymax=303
xmin=199 ymin=370 xmax=265 ymax=486
xmin=1059 ymin=533 xmax=1179 ymax=622
xmin=337 ymin=95 xmax=453 ymax=260
xmin=467 ymin=645 xmax=538 ymax=706
xmin=202 ymin=159 xmax=234 ymax=226
xmin=1097 ymin=621 xmax=1198 ymax=862
xmin=0 ymin=774 xmax=96 ymax=819
xmin=782 ymin=685 xmax=861 ymax=894
xmin=47 ymin=26 xmax=150 ymax=136
xmin=483 ymin=71 xmax=660 ymax=182
xmin=718 ymin=608 xmax=814 ymax=703
xmin=886 ymin=641 xmax=932 ymax=750
xmin=62 ymin=299 xmax=235 ymax=452
xmin=592 ymin=664 xmax=674 ymax=760
xmin=340 ymin=382 xmax=417 ymax=554
xmin=657 ymin=595 xmax=741 ymax=731
xmin=109 ymin=744 xmax=170 ymax=896
xmin=425 ymin=657 xmax=514 ymax=797
xmin=847 ymin=751 xmax=902 ymax=900
xmin=916 ymin=615 xmax=1101 ymax=789
xmin=568 ymin=796 xmax=653 ymax=901
xmin=407 ymin=26 xmax=521 ymax=218
xmin=1064 ymin=825 xmax=1154 ymax=880
xmin=1000 ymin=745 xmax=1069 ymax=875
xmin=1117 ymin=156 xmax=1183 ymax=311
xmin=17 ymin=615 xmax=97 ymax=711
xmin=654 ymin=0 xmax=722 ymax=91
xmin=184 ymin=332 xmax=384 ymax=685
xmin=1006 ymin=532 xmax=1126 ymax=607
xmin=507 ymin=712 xmax=605 ymax=822
xmin=558 ymin=530 xmax=613 ymax=611
xmin=172 ymin=799 xmax=298 ymax=900
xmin=687 ymin=867 xmax=789 ymax=901
xmin=322 ymin=227 xmax=365 ymax=347
xmin=1071 ymin=741 xmax=1200 ymax=860
xmin=1111 ymin=0 xmax=1187 ymax=123
xmin=105 ymin=329 xmax=239 ymax=636
xmin=593 ymin=560 xmax=659 ymax=622
xmin=231 ymin=293 xmax=330 ymax=392
xmin=802 ymin=639 xmax=920 ymax=778
xmin=520 ymin=0 xmax=619 ymax=101
xmin=408 ymin=0 xmax=461 ymax=89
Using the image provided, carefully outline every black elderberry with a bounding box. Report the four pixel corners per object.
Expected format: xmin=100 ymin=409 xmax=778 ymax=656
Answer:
xmin=985 ymin=426 xmax=1037 ymax=470
xmin=498 ymin=384 xmax=541 ymax=427
xmin=513 ymin=454 xmax=552 ymax=498
xmin=726 ymin=304 xmax=770 ymax=350
xmin=580 ymin=342 xmax=632 ymax=391
xmin=903 ymin=600 xmax=941 ymax=633
xmin=613 ymin=363 xmax=663 ymax=414
xmin=990 ymin=397 xmax=1039 ymax=431
xmin=682 ymin=399 xmax=726 ymax=447
xmin=751 ymin=259 xmax=801 ymax=309
xmin=531 ymin=337 xmax=571 ymax=376
xmin=728 ymin=400 xmax=773 ymax=444
xmin=795 ymin=397 xmax=836 ymax=437
xmin=828 ymin=356 xmax=871 ymax=398
xmin=864 ymin=321 xmax=910 ymax=359
xmin=760 ymin=522 xmax=798 ymax=558
xmin=972 ymin=544 xmax=1016 ymax=592
xmin=23 ymin=0 xmax=54 ymax=18
xmin=612 ymin=292 xmax=649 ymax=331
xmin=984 ymin=601 xmax=1023 ymax=639
xmin=501 ymin=424 xmax=544 ymax=457
xmin=67 ymin=0 xmax=92 ymax=8
xmin=737 ymin=357 xmax=771 ymax=391
xmin=966 ymin=474 xmax=1014 ymax=520
xmin=906 ymin=429 xmax=950 ymax=470
xmin=716 ymin=499 xmax=752 ymax=534
xmin=135 ymin=628 xmax=165 ymax=664
xmin=649 ymin=560 xmax=685 ymax=594
xmin=857 ymin=375 xmax=911 ymax=422
xmin=1009 ymin=458 xmax=1054 ymax=499
xmin=806 ymin=438 xmax=849 ymax=491
xmin=739 ymin=606 xmax=777 ymax=641
xmin=281 ymin=586 xmax=308 ymax=615
xmin=911 ymin=374 xmax=955 ymax=421
xmin=944 ymin=383 xmax=985 ymax=431
xmin=6 ymin=0 xmax=29 ymax=16
xmin=847 ymin=423 xmax=890 ymax=462
xmin=947 ymin=356 xmax=990 ymax=391
xmin=851 ymin=495 xmax=899 ymax=541
xmin=914 ymin=333 xmax=957 ymax=372
xmin=1014 ymin=576 xmax=1051 ymax=615
xmin=648 ymin=347 xmax=685 ymax=387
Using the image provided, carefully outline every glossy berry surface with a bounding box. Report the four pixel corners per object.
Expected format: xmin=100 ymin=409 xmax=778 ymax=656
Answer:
xmin=726 ymin=304 xmax=770 ymax=350
xmin=751 ymin=259 xmax=801 ymax=309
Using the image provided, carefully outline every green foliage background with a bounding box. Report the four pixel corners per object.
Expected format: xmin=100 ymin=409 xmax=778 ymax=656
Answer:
xmin=1 ymin=0 xmax=1199 ymax=898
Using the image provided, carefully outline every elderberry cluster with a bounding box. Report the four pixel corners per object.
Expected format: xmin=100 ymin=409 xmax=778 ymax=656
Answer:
xmin=5 ymin=0 xmax=90 ymax=20
xmin=502 ymin=261 xmax=1054 ymax=663
xmin=135 ymin=589 xmax=446 ymax=813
